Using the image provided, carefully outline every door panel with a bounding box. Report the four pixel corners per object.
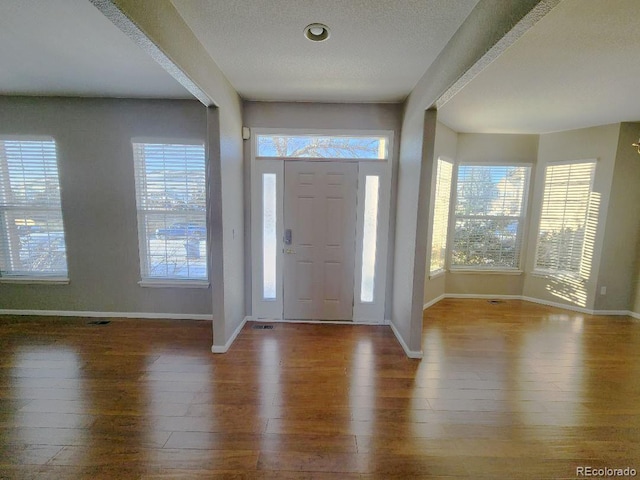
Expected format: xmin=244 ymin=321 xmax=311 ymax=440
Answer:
xmin=283 ymin=161 xmax=357 ymax=320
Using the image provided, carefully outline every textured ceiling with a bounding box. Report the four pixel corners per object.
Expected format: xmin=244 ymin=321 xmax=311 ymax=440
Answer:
xmin=0 ymin=0 xmax=191 ymax=98
xmin=438 ymin=0 xmax=640 ymax=134
xmin=170 ymin=0 xmax=480 ymax=103
xmin=4 ymin=0 xmax=637 ymax=135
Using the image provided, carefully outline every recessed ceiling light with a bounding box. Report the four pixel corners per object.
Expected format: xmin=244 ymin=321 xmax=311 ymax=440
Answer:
xmin=304 ymin=23 xmax=330 ymax=42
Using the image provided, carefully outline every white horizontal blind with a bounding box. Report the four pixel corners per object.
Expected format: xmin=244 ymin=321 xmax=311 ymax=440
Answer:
xmin=132 ymin=142 xmax=207 ymax=281
xmin=429 ymin=158 xmax=453 ymax=274
xmin=452 ymin=165 xmax=529 ymax=270
xmin=0 ymin=139 xmax=68 ymax=277
xmin=535 ymin=161 xmax=596 ymax=274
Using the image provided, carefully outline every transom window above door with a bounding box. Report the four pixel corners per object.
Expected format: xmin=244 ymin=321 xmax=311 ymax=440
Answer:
xmin=256 ymin=134 xmax=388 ymax=160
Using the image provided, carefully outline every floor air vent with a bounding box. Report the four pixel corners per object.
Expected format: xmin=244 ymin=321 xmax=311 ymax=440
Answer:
xmin=252 ymin=324 xmax=274 ymax=330
xmin=88 ymin=320 xmax=111 ymax=325
xmin=487 ymin=300 xmax=504 ymax=305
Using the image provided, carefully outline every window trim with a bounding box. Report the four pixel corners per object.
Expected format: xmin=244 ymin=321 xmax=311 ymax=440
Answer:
xmin=0 ymin=136 xmax=69 ymax=281
xmin=0 ymin=276 xmax=70 ymax=285
xmin=255 ymin=130 xmax=389 ymax=160
xmin=448 ymin=162 xmax=532 ymax=273
xmin=428 ymin=269 xmax=446 ymax=280
xmin=447 ymin=269 xmax=523 ymax=275
xmin=532 ymin=158 xmax=597 ymax=277
xmin=138 ymin=279 xmax=209 ymax=288
xmin=131 ymin=139 xmax=208 ymax=285
xmin=428 ymin=157 xmax=454 ymax=276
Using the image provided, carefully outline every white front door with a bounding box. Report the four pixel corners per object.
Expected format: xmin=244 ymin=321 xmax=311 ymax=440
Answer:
xmin=283 ymin=161 xmax=358 ymax=320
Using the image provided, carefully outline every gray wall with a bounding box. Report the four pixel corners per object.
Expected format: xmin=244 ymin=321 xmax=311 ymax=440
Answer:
xmin=391 ymin=107 xmax=434 ymax=354
xmin=594 ymin=122 xmax=640 ymax=311
xmin=0 ymin=97 xmax=212 ymax=315
xmin=423 ymin=121 xmax=457 ymax=305
xmin=523 ymin=124 xmax=620 ymax=311
xmin=242 ymin=101 xmax=403 ymax=319
xmin=214 ymin=95 xmax=245 ymax=345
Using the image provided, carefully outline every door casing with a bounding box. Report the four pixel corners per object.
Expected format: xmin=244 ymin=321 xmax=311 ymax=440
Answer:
xmin=250 ymin=129 xmax=393 ymax=324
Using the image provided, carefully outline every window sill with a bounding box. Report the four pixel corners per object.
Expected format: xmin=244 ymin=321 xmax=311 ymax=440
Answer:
xmin=138 ymin=280 xmax=210 ymax=289
xmin=429 ymin=270 xmax=446 ymax=280
xmin=0 ymin=276 xmax=70 ymax=285
xmin=449 ymin=269 xmax=523 ymax=275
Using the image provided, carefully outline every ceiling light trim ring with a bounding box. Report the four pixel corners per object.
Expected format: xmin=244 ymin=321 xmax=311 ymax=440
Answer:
xmin=304 ymin=23 xmax=330 ymax=42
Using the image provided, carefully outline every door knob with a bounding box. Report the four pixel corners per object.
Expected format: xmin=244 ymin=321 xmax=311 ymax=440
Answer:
xmin=284 ymin=248 xmax=296 ymax=254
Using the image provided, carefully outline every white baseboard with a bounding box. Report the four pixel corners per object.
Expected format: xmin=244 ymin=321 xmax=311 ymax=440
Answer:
xmin=423 ymin=294 xmax=445 ymax=310
xmin=389 ymin=321 xmax=423 ymax=359
xmin=592 ymin=309 xmax=632 ymax=316
xmin=353 ymin=318 xmax=389 ymax=325
xmin=211 ymin=316 xmax=248 ymax=354
xmin=420 ymin=294 xmax=637 ymax=320
xmin=445 ymin=293 xmax=522 ymax=300
xmin=521 ymin=296 xmax=632 ymax=317
xmin=0 ymin=309 xmax=212 ymax=321
xmin=519 ymin=295 xmax=593 ymax=314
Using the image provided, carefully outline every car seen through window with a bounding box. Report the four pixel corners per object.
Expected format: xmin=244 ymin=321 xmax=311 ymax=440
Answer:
xmin=155 ymin=222 xmax=206 ymax=239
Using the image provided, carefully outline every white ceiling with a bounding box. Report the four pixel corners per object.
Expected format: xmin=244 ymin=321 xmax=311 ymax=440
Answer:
xmin=438 ymin=0 xmax=640 ymax=134
xmin=0 ymin=0 xmax=191 ymax=98
xmin=170 ymin=0 xmax=480 ymax=103
xmin=2 ymin=0 xmax=639 ymax=135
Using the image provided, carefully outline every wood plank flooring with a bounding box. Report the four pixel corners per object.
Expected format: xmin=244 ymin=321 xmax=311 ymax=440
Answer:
xmin=1 ymin=299 xmax=639 ymax=479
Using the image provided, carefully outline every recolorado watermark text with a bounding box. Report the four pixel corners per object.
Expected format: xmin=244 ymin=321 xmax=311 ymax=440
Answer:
xmin=576 ymin=466 xmax=637 ymax=477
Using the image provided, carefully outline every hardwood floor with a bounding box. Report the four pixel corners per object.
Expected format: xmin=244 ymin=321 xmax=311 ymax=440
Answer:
xmin=1 ymin=299 xmax=639 ymax=479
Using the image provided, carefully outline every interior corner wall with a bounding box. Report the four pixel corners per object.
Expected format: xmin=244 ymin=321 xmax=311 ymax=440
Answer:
xmin=523 ymin=123 xmax=621 ymax=311
xmin=423 ymin=121 xmax=458 ymax=305
xmin=0 ymin=96 xmax=212 ymax=315
xmin=391 ymin=107 xmax=436 ymax=355
xmin=594 ymin=122 xmax=640 ymax=312
xmin=241 ymin=101 xmax=403 ymax=320
xmin=215 ymin=91 xmax=245 ymax=347
xmin=445 ymin=132 xmax=539 ymax=296
xmin=206 ymin=108 xmax=226 ymax=342
xmin=98 ymin=0 xmax=246 ymax=348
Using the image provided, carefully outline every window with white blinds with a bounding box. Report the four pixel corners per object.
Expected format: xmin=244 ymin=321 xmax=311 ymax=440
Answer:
xmin=429 ymin=158 xmax=453 ymax=274
xmin=132 ymin=142 xmax=207 ymax=282
xmin=0 ymin=138 xmax=68 ymax=278
xmin=534 ymin=160 xmax=596 ymax=274
xmin=451 ymin=164 xmax=530 ymax=270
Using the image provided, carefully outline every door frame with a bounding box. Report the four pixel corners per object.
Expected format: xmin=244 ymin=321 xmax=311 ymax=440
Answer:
xmin=250 ymin=128 xmax=393 ymax=324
